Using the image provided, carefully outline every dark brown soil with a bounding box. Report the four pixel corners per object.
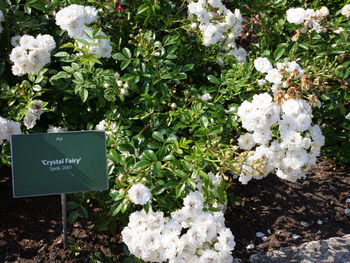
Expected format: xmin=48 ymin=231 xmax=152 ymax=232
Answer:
xmin=228 ymin=158 xmax=350 ymax=262
xmin=0 ymin=166 xmax=123 ymax=263
xmin=0 ymin=158 xmax=349 ymax=263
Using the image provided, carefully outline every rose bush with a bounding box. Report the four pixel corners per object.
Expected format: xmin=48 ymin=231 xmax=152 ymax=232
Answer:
xmin=0 ymin=0 xmax=349 ymax=261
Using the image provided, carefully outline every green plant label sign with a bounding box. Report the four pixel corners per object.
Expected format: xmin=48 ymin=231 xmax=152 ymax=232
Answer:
xmin=11 ymin=131 xmax=108 ymax=198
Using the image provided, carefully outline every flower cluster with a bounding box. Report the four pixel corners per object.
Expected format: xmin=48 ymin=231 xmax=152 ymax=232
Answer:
xmin=128 ymin=184 xmax=152 ymax=205
xmin=286 ymin=6 xmax=329 ymax=34
xmin=47 ymin=126 xmax=67 ymax=133
xmin=187 ymin=0 xmax=246 ymax=64
xmin=0 ymin=10 xmax=4 ymax=34
xmin=237 ymin=93 xmax=325 ymax=184
xmin=122 ymin=191 xmax=235 ymax=263
xmin=9 ymin=35 xmax=56 ymax=76
xmin=55 ymin=4 xmax=112 ymax=58
xmin=341 ymin=4 xmax=350 ymax=18
xmin=0 ymin=117 xmax=21 ymax=145
xmin=254 ymin=57 xmax=304 ymax=94
xmin=23 ymin=100 xmax=46 ymax=129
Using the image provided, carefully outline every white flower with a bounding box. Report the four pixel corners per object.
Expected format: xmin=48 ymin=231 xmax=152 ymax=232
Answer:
xmin=19 ymin=35 xmax=36 ymax=49
xmin=29 ymin=100 xmax=45 ymax=119
xmin=341 ymin=4 xmax=350 ymax=18
xmin=201 ymin=93 xmax=212 ymax=101
xmin=257 ymin=79 xmax=266 ymax=86
xmin=254 ymin=57 xmax=273 ymax=73
xmin=280 ymin=130 xmax=303 ymax=149
xmin=318 ymin=6 xmax=329 ymax=17
xmin=286 ymin=8 xmax=306 ymax=25
xmin=36 ymin=34 xmax=56 ymax=51
xmin=183 ymin=191 xmax=204 ymax=211
xmin=28 ymin=50 xmax=49 ymax=67
xmin=215 ymin=228 xmax=236 ymax=251
xmin=96 ymin=120 xmax=107 ymax=130
xmin=188 ymin=2 xmax=204 ymax=16
xmin=128 ymin=184 xmax=152 ymax=205
xmin=252 ymin=129 xmax=272 ymax=145
xmin=1 ymin=120 xmax=22 ymax=141
xmin=9 ymin=46 xmax=27 ymax=64
xmin=120 ymin=88 xmax=129 ymax=96
xmin=23 ymin=112 xmax=37 ymax=129
xmin=190 ymin=22 xmax=198 ymax=29
xmin=47 ymin=126 xmax=67 ymax=133
xmin=287 ymin=61 xmax=304 ymax=78
xmin=9 ymin=34 xmax=55 ymax=76
xmin=11 ymin=35 xmax=22 ymax=47
xmin=309 ymin=125 xmax=325 ymax=146
xmin=265 ymin=68 xmax=283 ymax=84
xmin=334 ymin=27 xmax=344 ymax=34
xmin=229 ymin=47 xmax=247 ymax=63
xmin=123 ymin=191 xmax=234 ymax=263
xmin=203 ymin=24 xmax=223 ymax=46
xmin=238 ymin=133 xmax=255 ymax=150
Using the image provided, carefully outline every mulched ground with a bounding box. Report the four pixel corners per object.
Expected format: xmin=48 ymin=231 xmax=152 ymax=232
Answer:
xmin=0 ymin=157 xmax=349 ymax=263
xmin=228 ymin=158 xmax=350 ymax=261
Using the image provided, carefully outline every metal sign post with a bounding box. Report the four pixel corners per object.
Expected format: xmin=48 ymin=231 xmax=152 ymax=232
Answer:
xmin=61 ymin=193 xmax=67 ymax=249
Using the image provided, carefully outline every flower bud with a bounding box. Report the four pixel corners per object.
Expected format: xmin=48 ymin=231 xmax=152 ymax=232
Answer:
xmin=121 ymin=88 xmax=129 ymax=96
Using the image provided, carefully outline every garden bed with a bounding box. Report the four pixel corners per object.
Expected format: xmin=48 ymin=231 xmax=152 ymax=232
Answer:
xmin=1 ymin=157 xmax=349 ymax=263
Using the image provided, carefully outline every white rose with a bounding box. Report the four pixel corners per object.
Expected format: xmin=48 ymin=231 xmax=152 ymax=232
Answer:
xmin=286 ymin=8 xmax=306 ymax=25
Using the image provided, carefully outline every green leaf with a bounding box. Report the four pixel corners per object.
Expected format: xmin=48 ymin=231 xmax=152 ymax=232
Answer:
xmin=54 ymin=51 xmax=70 ymax=57
xmin=32 ymin=3 xmax=46 ymax=11
xmin=117 ymin=144 xmax=134 ymax=153
xmin=111 ymin=202 xmax=123 ymax=216
xmin=134 ymin=160 xmax=151 ymax=170
xmin=152 ymin=131 xmax=165 ymax=142
xmin=175 ymin=183 xmax=186 ymax=198
xmin=207 ymin=75 xmax=220 ymax=85
xmin=109 ymin=149 xmax=120 ymax=164
xmin=121 ymin=60 xmax=131 ymax=71
xmin=137 ymin=4 xmax=149 ymax=14
xmin=50 ymin=71 xmax=70 ymax=82
xmin=121 ymin=203 xmax=128 ymax=213
xmin=142 ymin=150 xmax=158 ymax=162
xmin=32 ymin=85 xmax=42 ymax=91
xmin=200 ymin=116 xmax=209 ymax=128
xmin=73 ymin=72 xmax=84 ymax=82
xmin=182 ymin=64 xmax=194 ymax=72
xmin=68 ymin=211 xmax=79 ymax=223
xmin=122 ymin=48 xmax=132 ymax=59
xmin=62 ymin=66 xmax=74 ymax=74
xmin=104 ymin=87 xmax=117 ymax=102
xmin=112 ymin=53 xmax=126 ymax=60
xmin=274 ymin=46 xmax=286 ymax=60
xmin=166 ymin=54 xmax=177 ymax=60
xmin=66 ymin=201 xmax=80 ymax=209
xmin=79 ymin=89 xmax=88 ymax=102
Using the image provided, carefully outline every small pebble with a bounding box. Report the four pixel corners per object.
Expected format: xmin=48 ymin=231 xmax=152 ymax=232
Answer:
xmin=261 ymin=236 xmax=268 ymax=242
xmin=346 ymin=198 xmax=350 ymax=203
xmin=345 ymin=208 xmax=350 ymax=214
xmin=256 ymin=232 xmax=265 ymax=238
xmin=292 ymin=234 xmax=301 ymax=239
xmin=247 ymin=243 xmax=255 ymax=250
xmin=317 ymin=220 xmax=323 ymax=225
xmin=316 ymin=230 xmax=321 ymax=234
xmin=267 ymin=229 xmax=272 ymax=235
